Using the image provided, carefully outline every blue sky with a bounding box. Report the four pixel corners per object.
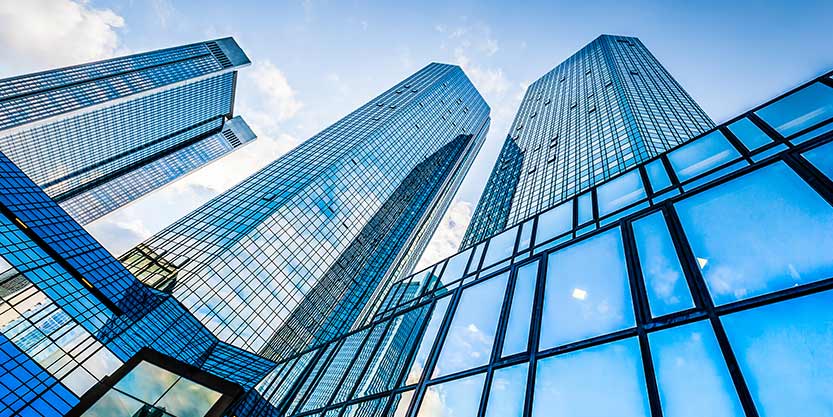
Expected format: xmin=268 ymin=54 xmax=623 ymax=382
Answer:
xmin=0 ymin=0 xmax=831 ymax=264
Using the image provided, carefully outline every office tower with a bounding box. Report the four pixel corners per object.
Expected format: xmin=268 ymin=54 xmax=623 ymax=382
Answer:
xmin=461 ymin=35 xmax=714 ymax=247
xmin=234 ymin=67 xmax=833 ymax=417
xmin=121 ymin=63 xmax=491 ymax=357
xmin=0 ymin=38 xmax=253 ymax=224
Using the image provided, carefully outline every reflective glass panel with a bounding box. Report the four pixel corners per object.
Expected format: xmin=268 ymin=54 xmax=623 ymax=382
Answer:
xmin=675 ymin=162 xmax=833 ymax=305
xmin=534 ymin=200 xmax=572 ymax=245
xmin=441 ymin=248 xmax=471 ymax=284
xmin=597 ymin=170 xmax=646 ymax=217
xmin=727 ymin=118 xmax=773 ymax=151
xmin=540 ymin=227 xmax=635 ymax=349
xmin=502 ymin=261 xmax=538 ymax=356
xmin=484 ymin=363 xmax=528 ymax=417
xmin=577 ymin=193 xmax=593 ymax=224
xmin=755 ymin=82 xmax=833 ymax=137
xmin=518 ymin=220 xmax=533 ymax=252
xmin=82 ymin=390 xmax=144 ymax=417
xmin=406 ymin=297 xmax=451 ymax=384
xmin=467 ymin=242 xmax=485 ymax=274
xmin=667 ymin=130 xmax=741 ymax=182
xmin=388 ymin=390 xmax=414 ymax=417
xmin=433 ymin=272 xmax=509 ymax=377
xmin=722 ymin=289 xmax=833 ymax=417
xmin=645 ymin=159 xmax=672 ymax=192
xmin=532 ymin=338 xmax=650 ymax=417
xmin=632 ymin=212 xmax=694 ymax=317
xmin=483 ymin=226 xmax=518 ymax=266
xmin=155 ymin=378 xmax=222 ymax=417
xmin=649 ymin=321 xmax=743 ymax=417
xmin=416 ymin=372 xmax=486 ymax=417
xmin=114 ymin=361 xmax=178 ymax=403
xmin=803 ymin=140 xmax=833 ymax=180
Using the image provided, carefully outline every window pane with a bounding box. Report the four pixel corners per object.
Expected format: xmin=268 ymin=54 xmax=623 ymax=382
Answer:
xmin=645 ymin=159 xmax=672 ymax=192
xmin=114 ymin=361 xmax=178 ymax=404
xmin=387 ymin=390 xmax=414 ymax=417
xmin=727 ymin=118 xmax=773 ymax=151
xmin=539 ymin=227 xmax=635 ymax=349
xmin=416 ymin=372 xmax=486 ymax=417
xmin=632 ymin=212 xmax=694 ymax=317
xmin=803 ymin=140 xmax=833 ymax=180
xmin=578 ymin=193 xmax=593 ymax=224
xmin=81 ymin=390 xmax=145 ymax=417
xmin=667 ymin=130 xmax=741 ymax=182
xmin=518 ymin=220 xmax=533 ymax=252
xmin=433 ymin=272 xmax=509 ymax=377
xmin=532 ymin=338 xmax=650 ymax=417
xmin=467 ymin=242 xmax=485 ymax=274
xmin=649 ymin=321 xmax=743 ymax=417
xmin=155 ymin=378 xmax=222 ymax=417
xmin=722 ymin=289 xmax=833 ymax=417
xmin=441 ymin=248 xmax=471 ymax=284
xmin=483 ymin=226 xmax=518 ymax=266
xmin=502 ymin=261 xmax=538 ymax=356
xmin=406 ymin=297 xmax=451 ymax=384
xmin=534 ymin=200 xmax=572 ymax=245
xmin=755 ymin=82 xmax=833 ymax=137
xmin=484 ymin=363 xmax=528 ymax=417
xmin=597 ymin=170 xmax=646 ymax=217
xmin=675 ymin=162 xmax=833 ymax=305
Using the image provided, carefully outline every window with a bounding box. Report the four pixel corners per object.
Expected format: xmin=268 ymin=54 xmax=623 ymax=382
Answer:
xmin=755 ymin=82 xmax=833 ymax=137
xmin=502 ymin=261 xmax=538 ymax=356
xmin=539 ymin=227 xmax=635 ymax=349
xmin=482 ymin=226 xmax=518 ymax=266
xmin=441 ymin=248 xmax=471 ymax=284
xmin=577 ymin=192 xmax=593 ymax=224
xmin=484 ymin=363 xmax=528 ymax=417
xmin=532 ymin=338 xmax=650 ymax=417
xmin=645 ymin=159 xmax=672 ymax=192
xmin=632 ymin=212 xmax=693 ymax=317
xmin=649 ymin=321 xmax=743 ymax=417
xmin=802 ymin=140 xmax=833 ymax=180
xmin=406 ymin=297 xmax=451 ymax=384
xmin=727 ymin=118 xmax=773 ymax=151
xmin=535 ymin=200 xmax=572 ymax=245
xmin=433 ymin=272 xmax=509 ymax=377
xmin=596 ymin=169 xmax=646 ymax=217
xmin=675 ymin=162 xmax=833 ymax=305
xmin=416 ymin=372 xmax=486 ymax=417
xmin=667 ymin=130 xmax=741 ymax=182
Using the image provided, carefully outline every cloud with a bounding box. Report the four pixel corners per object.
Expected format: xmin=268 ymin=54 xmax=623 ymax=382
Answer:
xmin=0 ymin=0 xmax=125 ymax=76
xmin=415 ymin=200 xmax=473 ymax=270
xmin=239 ymin=60 xmax=303 ymax=131
xmin=150 ymin=0 xmax=175 ymax=28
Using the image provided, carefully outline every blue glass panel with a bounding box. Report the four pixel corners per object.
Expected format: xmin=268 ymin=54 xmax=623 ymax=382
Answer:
xmin=727 ymin=118 xmax=773 ymax=151
xmin=416 ymin=372 xmax=486 ymax=417
xmin=632 ymin=212 xmax=694 ymax=317
xmin=531 ymin=338 xmax=650 ymax=417
xmin=113 ymin=361 xmax=177 ymax=403
xmin=578 ymin=193 xmax=593 ymax=224
xmin=675 ymin=162 xmax=833 ymax=305
xmin=388 ymin=390 xmax=414 ymax=417
xmin=539 ymin=227 xmax=635 ymax=349
xmin=502 ymin=261 xmax=538 ymax=356
xmin=155 ymin=378 xmax=222 ymax=417
xmin=405 ymin=297 xmax=451 ymax=385
xmin=484 ymin=363 xmax=528 ymax=417
xmin=483 ymin=226 xmax=518 ymax=266
xmin=803 ymin=141 xmax=833 ymax=180
xmin=81 ymin=391 xmax=144 ymax=417
xmin=433 ymin=272 xmax=508 ymax=377
xmin=597 ymin=169 xmax=647 ymax=217
xmin=467 ymin=242 xmax=485 ymax=274
xmin=649 ymin=321 xmax=744 ymax=417
xmin=534 ymin=200 xmax=573 ymax=245
xmin=755 ymin=82 xmax=833 ymax=137
xmin=722 ymin=290 xmax=833 ymax=417
xmin=667 ymin=130 xmax=741 ymax=182
xmin=441 ymin=248 xmax=471 ymax=285
xmin=645 ymin=159 xmax=672 ymax=192
xmin=518 ymin=220 xmax=533 ymax=252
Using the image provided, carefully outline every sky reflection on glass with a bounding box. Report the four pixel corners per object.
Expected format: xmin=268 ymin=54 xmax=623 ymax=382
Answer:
xmin=645 ymin=158 xmax=672 ymax=192
xmin=484 ymin=363 xmax=528 ymax=417
xmin=803 ymin=140 xmax=833 ymax=180
xmin=441 ymin=248 xmax=471 ymax=284
xmin=416 ymin=372 xmax=486 ymax=417
xmin=113 ymin=361 xmax=177 ymax=403
xmin=727 ymin=118 xmax=772 ymax=151
xmin=722 ymin=289 xmax=833 ymax=417
xmin=596 ymin=170 xmax=646 ymax=217
xmin=540 ymin=227 xmax=634 ymax=349
xmin=755 ymin=82 xmax=833 ymax=137
xmin=406 ymin=297 xmax=451 ymax=385
xmin=388 ymin=390 xmax=414 ymax=417
xmin=534 ymin=200 xmax=572 ymax=244
xmin=81 ymin=390 xmax=143 ymax=417
xmin=577 ymin=193 xmax=593 ymax=224
xmin=502 ymin=261 xmax=537 ymax=356
xmin=649 ymin=320 xmax=743 ymax=417
xmin=532 ymin=337 xmax=650 ymax=417
xmin=483 ymin=226 xmax=518 ymax=266
xmin=667 ymin=130 xmax=741 ymax=182
xmin=156 ymin=378 xmax=222 ymax=417
xmin=675 ymin=162 xmax=833 ymax=305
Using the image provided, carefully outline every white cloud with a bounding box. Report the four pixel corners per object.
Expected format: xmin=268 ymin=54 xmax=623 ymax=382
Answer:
xmin=0 ymin=0 xmax=125 ymax=76
xmin=415 ymin=200 xmax=473 ymax=270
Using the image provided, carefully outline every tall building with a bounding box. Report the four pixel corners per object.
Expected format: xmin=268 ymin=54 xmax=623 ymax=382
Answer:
xmin=0 ymin=38 xmax=253 ymax=224
xmin=121 ymin=63 xmax=491 ymax=357
xmin=461 ymin=35 xmax=714 ymax=247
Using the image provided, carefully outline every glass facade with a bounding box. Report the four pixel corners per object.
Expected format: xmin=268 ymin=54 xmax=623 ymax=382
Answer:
xmin=0 ymin=38 xmax=253 ymax=224
xmin=234 ymin=70 xmax=833 ymax=417
xmin=121 ymin=63 xmax=491 ymax=357
xmin=462 ymin=35 xmax=714 ymax=248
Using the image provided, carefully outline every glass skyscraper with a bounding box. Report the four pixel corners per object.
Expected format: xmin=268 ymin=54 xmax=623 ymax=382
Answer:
xmin=462 ymin=35 xmax=714 ymax=247
xmin=121 ymin=63 xmax=490 ymax=357
xmin=0 ymin=37 xmax=253 ymax=225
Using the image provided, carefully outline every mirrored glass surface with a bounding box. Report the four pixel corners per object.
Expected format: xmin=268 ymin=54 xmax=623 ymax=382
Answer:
xmin=649 ymin=321 xmax=744 ymax=417
xmin=155 ymin=378 xmax=222 ymax=417
xmin=81 ymin=390 xmax=145 ymax=417
xmin=675 ymin=162 xmax=833 ymax=305
xmin=416 ymin=372 xmax=486 ymax=417
xmin=113 ymin=361 xmax=178 ymax=404
xmin=484 ymin=363 xmax=528 ymax=417
xmin=722 ymin=289 xmax=833 ymax=417
xmin=433 ymin=272 xmax=509 ymax=377
xmin=632 ymin=212 xmax=694 ymax=317
xmin=645 ymin=158 xmax=672 ymax=192
xmin=727 ymin=118 xmax=773 ymax=151
xmin=803 ymin=140 xmax=833 ymax=180
xmin=597 ymin=170 xmax=646 ymax=217
xmin=532 ymin=338 xmax=650 ymax=417
xmin=483 ymin=226 xmax=518 ymax=266
xmin=577 ymin=193 xmax=593 ymax=224
xmin=388 ymin=390 xmax=415 ymax=417
xmin=441 ymin=248 xmax=471 ymax=285
xmin=518 ymin=220 xmax=533 ymax=252
xmin=755 ymin=82 xmax=833 ymax=137
xmin=406 ymin=297 xmax=451 ymax=384
xmin=534 ymin=200 xmax=573 ymax=245
xmin=502 ymin=261 xmax=538 ymax=356
xmin=540 ymin=227 xmax=635 ymax=349
xmin=667 ymin=130 xmax=741 ymax=182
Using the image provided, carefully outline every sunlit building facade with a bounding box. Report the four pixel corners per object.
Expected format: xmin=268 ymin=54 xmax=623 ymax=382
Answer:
xmin=0 ymin=38 xmax=252 ymax=225
xmin=462 ymin=35 xmax=714 ymax=247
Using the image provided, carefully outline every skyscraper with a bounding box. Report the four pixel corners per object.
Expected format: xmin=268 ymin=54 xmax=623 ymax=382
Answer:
xmin=121 ymin=63 xmax=490 ymax=357
xmin=461 ymin=35 xmax=714 ymax=247
xmin=0 ymin=38 xmax=253 ymax=224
